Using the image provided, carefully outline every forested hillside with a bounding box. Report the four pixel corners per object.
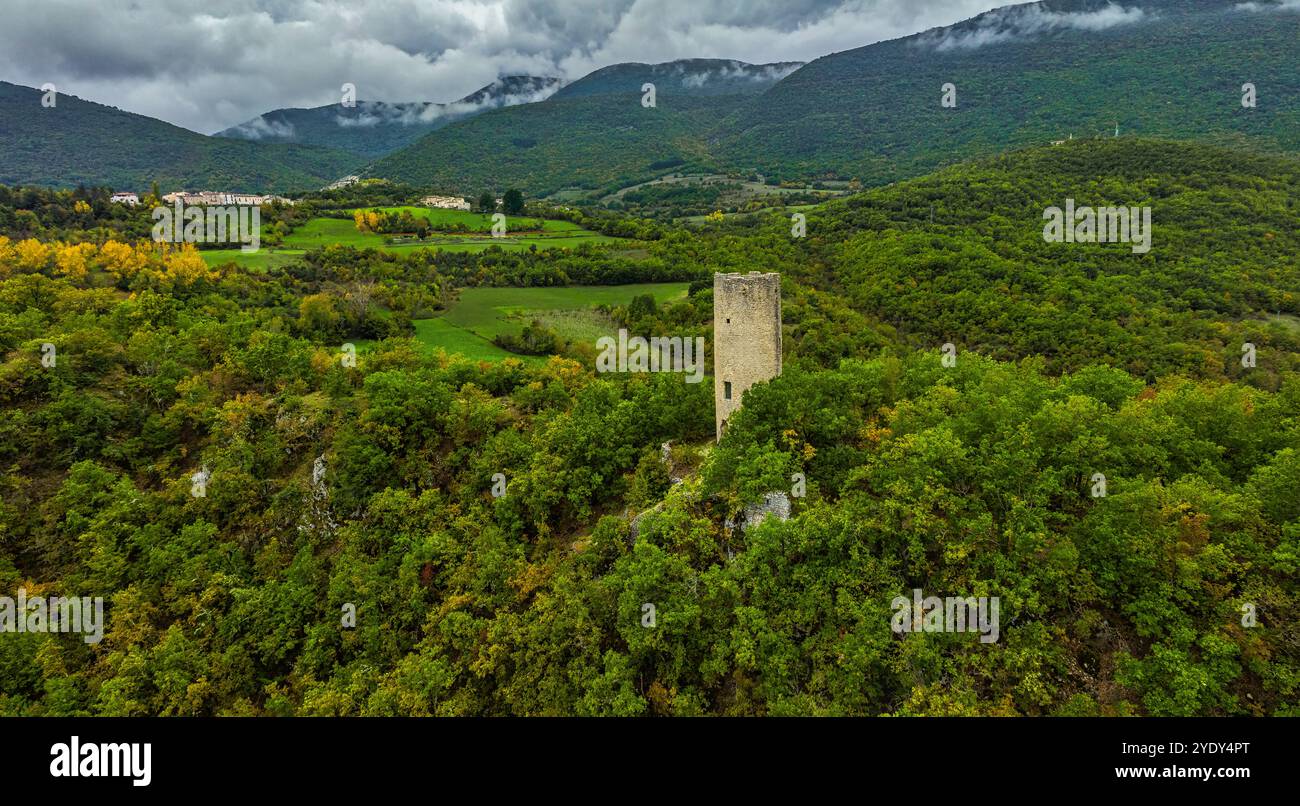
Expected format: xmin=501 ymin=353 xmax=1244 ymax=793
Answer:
xmin=0 ymin=83 xmax=360 ymax=193
xmin=371 ymin=0 xmax=1300 ymax=196
xmin=8 ymin=1 xmax=1297 ymax=200
xmin=549 ymin=59 xmax=802 ymax=100
xmin=714 ymin=0 xmax=1300 ymax=185
xmin=0 ymin=139 xmax=1296 ymax=716
xmin=777 ymin=138 xmax=1300 ymax=382
xmin=369 ymin=93 xmax=742 ymax=197
xmin=368 ymin=60 xmax=800 ymax=195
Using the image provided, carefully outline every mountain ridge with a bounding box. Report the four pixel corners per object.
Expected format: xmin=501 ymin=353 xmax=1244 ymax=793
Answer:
xmin=214 ymin=75 xmax=565 ymax=158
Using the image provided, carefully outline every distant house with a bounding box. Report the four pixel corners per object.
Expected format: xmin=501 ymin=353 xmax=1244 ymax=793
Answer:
xmin=110 ymin=192 xmax=139 ymax=205
xmin=421 ymin=195 xmax=471 ymax=211
xmin=325 ymin=175 xmax=360 ymax=191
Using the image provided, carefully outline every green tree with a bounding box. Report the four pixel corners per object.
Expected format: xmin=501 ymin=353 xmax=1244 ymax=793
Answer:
xmin=502 ymin=189 xmax=525 ymax=215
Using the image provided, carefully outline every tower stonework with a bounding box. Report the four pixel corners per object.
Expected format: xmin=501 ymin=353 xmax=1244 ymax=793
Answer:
xmin=714 ymin=271 xmax=782 ymax=441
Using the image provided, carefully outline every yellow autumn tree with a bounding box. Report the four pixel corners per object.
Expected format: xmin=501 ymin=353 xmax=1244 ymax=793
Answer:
xmin=352 ymin=209 xmax=383 ymax=233
xmin=14 ymin=239 xmax=53 ymax=273
xmin=0 ymin=236 xmax=14 ymax=279
xmin=100 ymin=240 xmax=151 ymax=282
xmin=164 ymin=244 xmax=215 ymax=286
xmin=55 ymin=242 xmax=96 ymax=281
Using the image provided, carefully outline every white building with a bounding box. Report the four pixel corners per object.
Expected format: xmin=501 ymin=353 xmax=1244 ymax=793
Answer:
xmin=160 ymin=190 xmax=293 ymax=206
xmin=421 ymin=195 xmax=471 ymax=211
xmin=110 ymin=192 xmax=139 ymax=205
xmin=325 ymin=175 xmax=360 ymax=191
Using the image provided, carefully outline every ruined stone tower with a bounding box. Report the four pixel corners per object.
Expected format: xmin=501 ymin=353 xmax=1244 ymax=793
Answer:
xmin=714 ymin=271 xmax=782 ymax=441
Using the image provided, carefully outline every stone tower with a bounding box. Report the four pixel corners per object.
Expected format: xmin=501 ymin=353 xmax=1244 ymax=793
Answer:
xmin=714 ymin=271 xmax=782 ymax=441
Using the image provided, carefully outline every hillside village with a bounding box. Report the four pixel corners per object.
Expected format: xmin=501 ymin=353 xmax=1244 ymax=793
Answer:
xmin=160 ymin=191 xmax=295 ymax=206
xmin=107 ymin=189 xmax=296 ymax=206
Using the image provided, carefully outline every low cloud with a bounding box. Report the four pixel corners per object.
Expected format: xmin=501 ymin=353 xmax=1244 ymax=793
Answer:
xmin=223 ymin=116 xmax=297 ymax=140
xmin=918 ymin=1 xmax=1148 ymax=52
xmin=1234 ymin=1 xmax=1300 ymax=11
xmin=677 ymin=60 xmax=803 ymax=89
xmin=333 ymin=79 xmax=563 ymax=127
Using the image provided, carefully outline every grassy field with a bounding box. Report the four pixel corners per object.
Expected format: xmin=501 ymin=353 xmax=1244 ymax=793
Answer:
xmin=200 ymin=208 xmax=620 ymax=270
xmin=199 ymin=248 xmax=307 ymax=270
xmin=357 ymin=207 xmax=580 ymax=233
xmin=412 ymin=317 xmax=527 ymax=362
xmin=411 ymin=283 xmax=691 ymax=362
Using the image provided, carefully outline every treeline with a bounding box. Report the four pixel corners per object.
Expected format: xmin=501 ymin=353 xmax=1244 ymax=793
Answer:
xmin=300 ymin=241 xmax=700 ymax=288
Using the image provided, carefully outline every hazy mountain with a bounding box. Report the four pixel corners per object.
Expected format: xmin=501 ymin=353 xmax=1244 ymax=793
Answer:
xmin=214 ymin=76 xmax=564 ymax=158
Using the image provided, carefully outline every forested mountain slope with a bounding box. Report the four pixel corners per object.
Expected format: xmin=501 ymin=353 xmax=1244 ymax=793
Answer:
xmin=769 ymin=138 xmax=1300 ymax=382
xmin=0 ymin=82 xmax=360 ymax=193
xmin=714 ymin=0 xmax=1300 ymax=184
xmin=369 ymin=60 xmax=802 ymax=195
xmin=370 ymin=93 xmax=743 ymax=196
xmin=215 ymin=76 xmax=564 ymax=158
xmin=373 ymin=0 xmax=1300 ymax=195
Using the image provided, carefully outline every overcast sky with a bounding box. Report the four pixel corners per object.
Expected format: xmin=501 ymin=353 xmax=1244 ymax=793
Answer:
xmin=0 ymin=0 xmax=1007 ymax=134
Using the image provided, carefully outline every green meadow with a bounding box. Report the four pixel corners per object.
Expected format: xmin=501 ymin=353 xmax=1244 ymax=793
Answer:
xmin=201 ymin=208 xmax=620 ymax=269
xmin=396 ymin=283 xmax=690 ymax=362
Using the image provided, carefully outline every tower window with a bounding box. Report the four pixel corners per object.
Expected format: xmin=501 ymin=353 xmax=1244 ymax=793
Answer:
xmin=724 ymin=381 xmax=732 ymax=400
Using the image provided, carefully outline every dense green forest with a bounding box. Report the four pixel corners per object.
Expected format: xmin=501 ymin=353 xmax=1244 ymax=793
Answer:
xmin=0 ymin=138 xmax=1297 ymax=715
